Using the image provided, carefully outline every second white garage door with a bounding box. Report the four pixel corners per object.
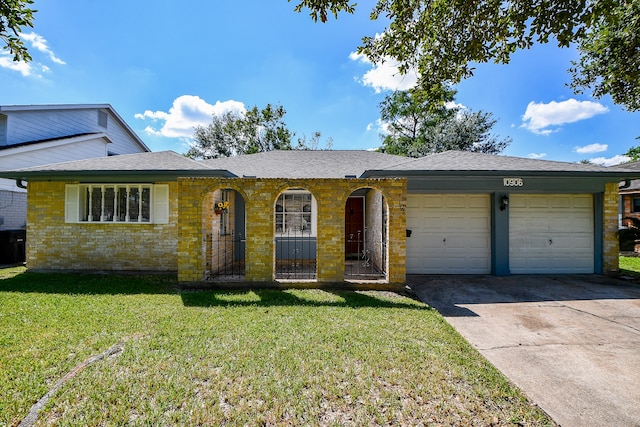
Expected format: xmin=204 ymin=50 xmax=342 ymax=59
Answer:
xmin=406 ymin=194 xmax=491 ymax=274
xmin=509 ymin=194 xmax=594 ymax=274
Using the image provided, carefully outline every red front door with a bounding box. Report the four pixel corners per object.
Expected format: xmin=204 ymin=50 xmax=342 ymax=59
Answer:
xmin=345 ymin=197 xmax=364 ymax=258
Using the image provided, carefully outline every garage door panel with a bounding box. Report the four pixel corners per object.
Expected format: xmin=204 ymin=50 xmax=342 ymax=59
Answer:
xmin=406 ymin=194 xmax=491 ymax=274
xmin=509 ymin=194 xmax=594 ymax=274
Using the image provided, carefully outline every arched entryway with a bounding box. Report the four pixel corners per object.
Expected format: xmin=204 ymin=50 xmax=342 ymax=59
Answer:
xmin=203 ymin=188 xmax=246 ymax=280
xmin=344 ymin=187 xmax=388 ymax=280
xmin=274 ymin=188 xmax=317 ymax=280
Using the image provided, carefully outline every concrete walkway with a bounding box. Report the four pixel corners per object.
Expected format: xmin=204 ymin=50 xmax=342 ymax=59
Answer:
xmin=408 ymin=275 xmax=640 ymax=427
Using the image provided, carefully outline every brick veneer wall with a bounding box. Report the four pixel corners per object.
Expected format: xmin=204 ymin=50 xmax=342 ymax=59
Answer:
xmin=603 ymin=182 xmax=619 ymax=274
xmin=177 ymin=177 xmax=407 ymax=284
xmin=26 ymin=181 xmax=178 ymax=271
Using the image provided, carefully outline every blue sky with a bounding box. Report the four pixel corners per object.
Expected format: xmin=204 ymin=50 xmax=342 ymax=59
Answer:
xmin=1 ymin=0 xmax=638 ymax=165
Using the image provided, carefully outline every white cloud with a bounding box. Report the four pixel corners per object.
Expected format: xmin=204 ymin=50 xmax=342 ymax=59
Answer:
xmin=0 ymin=32 xmax=64 ymax=77
xmin=135 ymin=95 xmax=246 ymax=138
xmin=527 ymin=152 xmax=547 ymax=159
xmin=588 ymin=154 xmax=630 ymax=166
xmin=350 ymin=52 xmax=418 ymax=93
xmin=0 ymin=54 xmax=33 ymax=76
xmin=521 ymin=99 xmax=608 ymax=134
xmin=575 ymin=143 xmax=608 ymax=154
xmin=20 ymin=32 xmax=65 ymax=64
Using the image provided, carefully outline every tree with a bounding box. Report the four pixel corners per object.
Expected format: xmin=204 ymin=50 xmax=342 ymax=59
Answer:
xmin=1 ymin=0 xmax=36 ymax=62
xmin=186 ymin=104 xmax=293 ymax=160
xmin=293 ymin=0 xmax=640 ymax=111
xmin=623 ymin=138 xmax=640 ymax=162
xmin=379 ymin=89 xmax=511 ymax=156
xmin=295 ymin=131 xmax=334 ymax=150
xmin=186 ymin=103 xmax=331 ymax=160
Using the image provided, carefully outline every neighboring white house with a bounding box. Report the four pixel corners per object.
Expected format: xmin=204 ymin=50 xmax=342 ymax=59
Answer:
xmin=0 ymin=104 xmax=150 ymax=262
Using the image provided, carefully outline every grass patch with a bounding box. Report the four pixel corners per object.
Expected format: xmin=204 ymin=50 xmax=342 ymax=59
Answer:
xmin=620 ymin=256 xmax=640 ymax=277
xmin=0 ymin=269 xmax=553 ymax=426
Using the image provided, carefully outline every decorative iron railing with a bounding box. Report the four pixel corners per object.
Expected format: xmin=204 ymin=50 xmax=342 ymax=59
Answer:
xmin=345 ymin=230 xmax=387 ymax=279
xmin=207 ymin=231 xmax=245 ymax=281
xmin=275 ymin=229 xmax=317 ymax=280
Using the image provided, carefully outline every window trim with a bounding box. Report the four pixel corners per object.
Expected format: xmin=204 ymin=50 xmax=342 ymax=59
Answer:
xmin=275 ymin=189 xmax=317 ymax=237
xmin=65 ymin=183 xmax=169 ymax=224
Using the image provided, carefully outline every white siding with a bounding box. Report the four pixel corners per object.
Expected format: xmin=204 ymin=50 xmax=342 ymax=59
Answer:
xmin=0 ymin=114 xmax=7 ymax=146
xmin=6 ymin=109 xmax=100 ymax=144
xmin=2 ymin=107 xmax=146 ymax=154
xmin=104 ymin=110 xmax=146 ymax=155
xmin=0 ymin=139 xmax=108 ymax=170
xmin=0 ymin=190 xmax=27 ymax=230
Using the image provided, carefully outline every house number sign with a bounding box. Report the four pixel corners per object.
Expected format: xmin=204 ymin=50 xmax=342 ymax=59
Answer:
xmin=503 ymin=177 xmax=524 ymax=187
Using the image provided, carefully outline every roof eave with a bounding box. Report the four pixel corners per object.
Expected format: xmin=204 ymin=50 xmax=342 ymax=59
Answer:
xmin=362 ymin=169 xmax=640 ymax=180
xmin=0 ymin=169 xmax=236 ymax=182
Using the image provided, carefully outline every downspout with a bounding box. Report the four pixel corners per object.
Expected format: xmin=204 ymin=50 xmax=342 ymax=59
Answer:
xmin=16 ymin=179 xmax=27 ymax=189
xmin=620 ymin=179 xmax=631 ymax=189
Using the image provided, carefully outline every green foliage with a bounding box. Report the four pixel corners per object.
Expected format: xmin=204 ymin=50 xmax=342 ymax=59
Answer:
xmin=293 ymin=0 xmax=640 ymax=111
xmin=186 ymin=103 xmax=293 ymax=160
xmin=187 ymin=104 xmax=332 ymax=159
xmin=624 ymin=139 xmax=640 ymax=162
xmin=570 ymin=1 xmax=640 ymax=111
xmin=0 ymin=0 xmax=36 ymax=62
xmin=295 ymin=131 xmax=334 ymax=150
xmin=380 ymin=89 xmax=511 ymax=156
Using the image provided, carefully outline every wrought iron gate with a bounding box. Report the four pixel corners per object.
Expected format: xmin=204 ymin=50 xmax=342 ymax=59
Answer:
xmin=344 ymin=230 xmax=387 ymax=279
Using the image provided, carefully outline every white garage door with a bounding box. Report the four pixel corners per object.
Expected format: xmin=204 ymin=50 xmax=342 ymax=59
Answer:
xmin=509 ymin=194 xmax=594 ymax=274
xmin=406 ymin=194 xmax=491 ymax=274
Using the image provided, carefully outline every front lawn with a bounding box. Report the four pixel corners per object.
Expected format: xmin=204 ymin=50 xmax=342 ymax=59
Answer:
xmin=620 ymin=255 xmax=640 ymax=277
xmin=0 ymin=267 xmax=552 ymax=426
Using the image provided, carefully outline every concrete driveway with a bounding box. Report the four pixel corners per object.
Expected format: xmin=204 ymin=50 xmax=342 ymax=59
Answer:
xmin=408 ymin=274 xmax=640 ymax=427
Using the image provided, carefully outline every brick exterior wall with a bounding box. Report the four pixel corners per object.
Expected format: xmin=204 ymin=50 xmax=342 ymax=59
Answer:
xmin=177 ymin=178 xmax=407 ymax=284
xmin=603 ymin=182 xmax=620 ymax=274
xmin=26 ymin=181 xmax=178 ymax=271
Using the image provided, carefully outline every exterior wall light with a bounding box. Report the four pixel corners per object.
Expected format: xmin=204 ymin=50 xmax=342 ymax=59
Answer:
xmin=500 ymin=195 xmax=509 ymax=211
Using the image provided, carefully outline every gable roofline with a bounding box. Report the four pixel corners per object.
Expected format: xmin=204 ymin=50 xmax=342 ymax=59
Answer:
xmin=0 ymin=132 xmax=112 ymax=154
xmin=362 ymin=150 xmax=640 ymax=179
xmin=0 ymin=104 xmax=150 ymax=153
xmin=0 ymin=150 xmax=233 ymax=182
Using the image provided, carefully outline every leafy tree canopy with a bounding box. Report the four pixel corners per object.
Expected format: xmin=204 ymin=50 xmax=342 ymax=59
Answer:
xmin=1 ymin=0 xmax=36 ymax=62
xmin=379 ymin=89 xmax=511 ymax=156
xmin=293 ymin=0 xmax=640 ymax=111
xmin=623 ymin=138 xmax=640 ymax=162
xmin=186 ymin=103 xmax=331 ymax=160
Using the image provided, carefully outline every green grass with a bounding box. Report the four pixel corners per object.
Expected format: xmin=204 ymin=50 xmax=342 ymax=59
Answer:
xmin=620 ymin=255 xmax=640 ymax=277
xmin=0 ymin=268 xmax=552 ymax=426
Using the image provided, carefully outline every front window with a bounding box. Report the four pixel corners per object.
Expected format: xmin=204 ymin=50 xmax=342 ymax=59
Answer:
xmin=81 ymin=184 xmax=151 ymax=223
xmin=633 ymin=197 xmax=640 ymax=213
xmin=275 ymin=190 xmax=315 ymax=236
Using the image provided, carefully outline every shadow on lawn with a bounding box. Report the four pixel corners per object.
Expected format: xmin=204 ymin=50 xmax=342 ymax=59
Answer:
xmin=0 ymin=271 xmax=175 ymax=295
xmin=180 ymin=288 xmax=431 ymax=310
xmin=0 ymin=270 xmax=429 ymax=310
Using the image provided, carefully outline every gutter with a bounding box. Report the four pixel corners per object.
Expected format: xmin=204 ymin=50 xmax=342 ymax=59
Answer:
xmin=16 ymin=179 xmax=27 ymax=189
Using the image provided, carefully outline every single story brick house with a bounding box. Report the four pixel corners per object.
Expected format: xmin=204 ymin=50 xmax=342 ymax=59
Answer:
xmin=0 ymin=149 xmax=635 ymax=286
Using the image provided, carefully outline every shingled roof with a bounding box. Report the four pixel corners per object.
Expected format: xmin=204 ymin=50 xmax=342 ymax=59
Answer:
xmin=0 ymin=151 xmax=231 ymax=181
xmin=200 ymin=150 xmax=411 ymax=178
xmin=1 ymin=149 xmax=637 ymax=181
xmin=365 ymin=150 xmax=637 ymax=176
